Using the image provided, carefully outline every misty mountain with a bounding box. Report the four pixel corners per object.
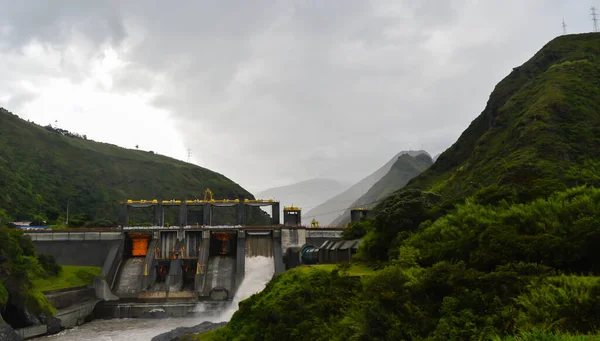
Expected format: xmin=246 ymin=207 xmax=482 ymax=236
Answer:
xmin=331 ymin=153 xmax=433 ymax=226
xmin=255 ymin=178 xmax=346 ymax=224
xmin=304 ymin=150 xmax=429 ymax=226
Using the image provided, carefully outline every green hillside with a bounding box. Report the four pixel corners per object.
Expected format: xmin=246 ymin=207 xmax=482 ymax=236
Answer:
xmin=407 ymin=33 xmax=600 ymax=207
xmin=0 ymin=108 xmax=259 ymax=225
xmin=200 ymin=33 xmax=600 ymax=341
xmin=331 ymin=153 xmax=432 ymax=225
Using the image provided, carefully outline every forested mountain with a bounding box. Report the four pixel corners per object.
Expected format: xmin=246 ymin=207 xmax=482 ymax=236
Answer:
xmin=0 ymin=108 xmax=259 ymax=225
xmin=405 ymin=33 xmax=600 ymax=206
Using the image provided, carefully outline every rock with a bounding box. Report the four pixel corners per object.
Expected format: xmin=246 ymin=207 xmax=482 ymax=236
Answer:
xmin=22 ymin=307 xmax=41 ymax=326
xmin=151 ymin=321 xmax=227 ymax=341
xmin=46 ymin=317 xmax=62 ymax=335
xmin=0 ymin=323 xmax=20 ymax=341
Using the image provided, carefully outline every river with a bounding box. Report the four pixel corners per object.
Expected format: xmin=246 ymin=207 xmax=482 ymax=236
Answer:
xmin=35 ymin=256 xmax=275 ymax=341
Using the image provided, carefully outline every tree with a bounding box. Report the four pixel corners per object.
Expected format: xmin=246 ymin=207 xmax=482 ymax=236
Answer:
xmin=0 ymin=209 xmax=11 ymax=227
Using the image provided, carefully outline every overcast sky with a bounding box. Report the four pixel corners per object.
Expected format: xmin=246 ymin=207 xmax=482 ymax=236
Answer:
xmin=0 ymin=1 xmax=595 ymax=193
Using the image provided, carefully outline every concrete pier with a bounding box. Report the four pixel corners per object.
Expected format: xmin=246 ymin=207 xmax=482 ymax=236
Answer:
xmin=235 ymin=231 xmax=246 ymax=293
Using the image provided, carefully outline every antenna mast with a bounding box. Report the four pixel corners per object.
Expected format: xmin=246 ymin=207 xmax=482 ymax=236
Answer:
xmin=187 ymin=148 xmax=192 ymax=163
xmin=592 ymin=7 xmax=599 ymax=33
xmin=562 ymin=17 xmax=567 ymax=35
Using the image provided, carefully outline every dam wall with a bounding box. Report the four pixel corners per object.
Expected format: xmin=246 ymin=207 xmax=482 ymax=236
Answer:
xmin=30 ymin=231 xmax=122 ymax=267
xmin=26 ymin=227 xmax=344 ymax=304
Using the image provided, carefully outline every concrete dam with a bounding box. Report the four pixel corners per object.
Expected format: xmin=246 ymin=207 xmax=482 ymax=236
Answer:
xmin=25 ymin=201 xmax=365 ymax=321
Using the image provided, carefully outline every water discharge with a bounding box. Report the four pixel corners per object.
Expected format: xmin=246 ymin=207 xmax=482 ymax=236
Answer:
xmin=220 ymin=256 xmax=275 ymax=321
xmin=34 ymin=256 xmax=275 ymax=341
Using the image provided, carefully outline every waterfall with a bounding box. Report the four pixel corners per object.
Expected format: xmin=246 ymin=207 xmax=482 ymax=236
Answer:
xmin=218 ymin=255 xmax=275 ymax=321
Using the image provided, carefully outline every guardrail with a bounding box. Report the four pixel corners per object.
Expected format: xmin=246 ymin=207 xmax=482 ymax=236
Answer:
xmin=26 ymin=231 xmax=122 ymax=241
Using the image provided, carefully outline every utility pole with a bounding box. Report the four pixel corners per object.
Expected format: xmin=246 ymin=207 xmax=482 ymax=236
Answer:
xmin=562 ymin=17 xmax=567 ymax=35
xmin=66 ymin=199 xmax=69 ymax=226
xmin=592 ymin=7 xmax=599 ymax=33
xmin=187 ymin=148 xmax=192 ymax=163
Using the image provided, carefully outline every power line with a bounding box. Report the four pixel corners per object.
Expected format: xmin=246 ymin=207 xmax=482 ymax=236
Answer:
xmin=562 ymin=17 xmax=567 ymax=35
xmin=592 ymin=6 xmax=599 ymax=33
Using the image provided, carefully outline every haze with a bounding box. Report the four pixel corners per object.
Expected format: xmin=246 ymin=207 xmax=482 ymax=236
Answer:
xmin=0 ymin=1 xmax=592 ymax=193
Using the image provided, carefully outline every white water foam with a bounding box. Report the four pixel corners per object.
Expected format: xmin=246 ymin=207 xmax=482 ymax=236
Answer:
xmin=36 ymin=256 xmax=275 ymax=340
xmin=218 ymin=256 xmax=275 ymax=321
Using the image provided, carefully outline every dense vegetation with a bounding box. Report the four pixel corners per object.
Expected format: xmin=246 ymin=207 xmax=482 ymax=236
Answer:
xmin=332 ymin=153 xmax=433 ymax=226
xmin=209 ymin=187 xmax=600 ymax=341
xmin=0 ymin=108 xmax=266 ymax=226
xmin=198 ymin=33 xmax=600 ymax=340
xmin=0 ymin=216 xmax=60 ymax=327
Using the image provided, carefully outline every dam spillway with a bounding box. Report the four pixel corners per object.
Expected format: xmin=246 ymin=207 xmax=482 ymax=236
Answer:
xmin=245 ymin=232 xmax=274 ymax=258
xmin=25 ymin=225 xmax=346 ymax=319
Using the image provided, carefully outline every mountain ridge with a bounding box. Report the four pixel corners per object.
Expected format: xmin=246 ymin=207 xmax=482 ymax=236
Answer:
xmin=331 ymin=153 xmax=433 ymax=225
xmin=304 ymin=150 xmax=429 ymax=225
xmin=404 ymin=32 xmax=600 ymax=205
xmin=0 ymin=108 xmax=259 ymax=224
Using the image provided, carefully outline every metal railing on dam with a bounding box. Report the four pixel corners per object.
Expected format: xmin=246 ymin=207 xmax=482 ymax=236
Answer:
xmin=26 ymin=231 xmax=122 ymax=241
xmin=23 ymin=225 xmax=346 ymax=242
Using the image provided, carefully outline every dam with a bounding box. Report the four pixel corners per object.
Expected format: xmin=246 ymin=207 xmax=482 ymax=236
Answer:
xmin=24 ymin=200 xmax=361 ymax=322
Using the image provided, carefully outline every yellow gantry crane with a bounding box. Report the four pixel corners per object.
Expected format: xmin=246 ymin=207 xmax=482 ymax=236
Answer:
xmin=204 ymin=188 xmax=214 ymax=201
xmin=311 ymin=218 xmax=320 ymax=228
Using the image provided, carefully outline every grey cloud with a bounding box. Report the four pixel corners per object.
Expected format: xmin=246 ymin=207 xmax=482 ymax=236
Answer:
xmin=0 ymin=0 xmax=592 ymax=190
xmin=0 ymin=0 xmax=125 ymax=49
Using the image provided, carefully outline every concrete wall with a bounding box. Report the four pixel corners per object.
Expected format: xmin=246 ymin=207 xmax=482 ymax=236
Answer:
xmin=235 ymin=231 xmax=246 ymax=293
xmin=94 ymin=301 xmax=198 ymax=319
xmin=45 ymin=288 xmax=96 ymax=310
xmin=281 ymin=228 xmax=306 ymax=255
xmin=272 ymin=230 xmax=285 ymax=275
xmin=15 ymin=325 xmax=47 ymax=340
xmin=32 ymin=240 xmax=121 ymax=267
xmin=194 ymin=231 xmax=210 ymax=295
xmin=27 ymin=231 xmax=122 ymax=241
xmin=13 ymin=296 xmax=100 ymax=339
xmin=305 ymin=229 xmax=343 ymax=246
xmin=101 ymin=242 xmax=123 ymax=289
xmin=55 ymin=300 xmax=99 ymax=329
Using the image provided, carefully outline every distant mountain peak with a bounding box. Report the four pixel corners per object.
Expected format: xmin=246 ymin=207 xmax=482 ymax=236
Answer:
xmin=304 ymin=149 xmax=431 ymax=226
xmin=331 ymin=152 xmax=433 ymax=226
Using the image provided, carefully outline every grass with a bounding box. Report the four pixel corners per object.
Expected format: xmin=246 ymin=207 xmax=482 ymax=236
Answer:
xmin=33 ymin=265 xmax=102 ymax=292
xmin=294 ymin=263 xmax=376 ymax=277
xmin=181 ymin=329 xmax=221 ymax=341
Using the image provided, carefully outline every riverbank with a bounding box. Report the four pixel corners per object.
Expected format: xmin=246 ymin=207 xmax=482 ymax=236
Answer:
xmin=151 ymin=321 xmax=226 ymax=341
xmin=13 ymin=286 xmax=99 ymax=339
